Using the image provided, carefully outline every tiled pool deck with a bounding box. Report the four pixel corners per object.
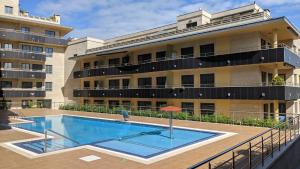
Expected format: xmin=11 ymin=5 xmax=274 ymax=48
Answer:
xmin=0 ymin=109 xmax=267 ymax=169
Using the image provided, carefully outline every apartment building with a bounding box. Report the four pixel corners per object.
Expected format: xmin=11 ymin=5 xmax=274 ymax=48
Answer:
xmin=71 ymin=3 xmax=300 ymax=118
xmin=0 ymin=0 xmax=72 ymax=109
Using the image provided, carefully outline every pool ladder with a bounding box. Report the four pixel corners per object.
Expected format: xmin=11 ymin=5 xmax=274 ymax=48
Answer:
xmin=44 ymin=129 xmax=80 ymax=153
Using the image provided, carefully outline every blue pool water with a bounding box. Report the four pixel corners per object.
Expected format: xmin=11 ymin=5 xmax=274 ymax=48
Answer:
xmin=12 ymin=115 xmax=222 ymax=158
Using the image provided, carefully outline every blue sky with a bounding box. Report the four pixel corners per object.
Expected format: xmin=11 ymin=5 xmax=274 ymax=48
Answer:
xmin=20 ymin=0 xmax=300 ymax=39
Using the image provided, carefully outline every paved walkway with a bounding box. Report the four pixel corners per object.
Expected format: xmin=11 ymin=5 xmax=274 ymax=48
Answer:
xmin=0 ymin=109 xmax=267 ymax=169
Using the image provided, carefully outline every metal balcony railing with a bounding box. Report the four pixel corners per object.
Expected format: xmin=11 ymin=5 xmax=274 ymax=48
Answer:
xmin=0 ymin=89 xmax=46 ymax=97
xmin=0 ymin=69 xmax=46 ymax=79
xmin=0 ymin=48 xmax=46 ymax=61
xmin=77 ymin=44 xmax=298 ymax=72
xmin=0 ymin=28 xmax=68 ymax=45
xmin=86 ymin=11 xmax=270 ymax=53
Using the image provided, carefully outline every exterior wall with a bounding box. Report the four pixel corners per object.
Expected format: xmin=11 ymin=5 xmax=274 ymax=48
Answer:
xmin=64 ymin=38 xmax=104 ymax=103
xmin=0 ymin=0 xmax=19 ymax=16
xmin=45 ymin=46 xmax=66 ymax=104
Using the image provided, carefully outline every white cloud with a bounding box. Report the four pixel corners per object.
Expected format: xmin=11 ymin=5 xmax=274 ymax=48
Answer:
xmin=34 ymin=0 xmax=300 ymax=39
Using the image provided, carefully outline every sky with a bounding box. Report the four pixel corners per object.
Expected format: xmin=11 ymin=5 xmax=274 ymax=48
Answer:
xmin=20 ymin=0 xmax=300 ymax=40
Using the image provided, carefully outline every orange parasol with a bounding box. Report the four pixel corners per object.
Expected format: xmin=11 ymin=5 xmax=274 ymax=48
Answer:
xmin=160 ymin=106 xmax=182 ymax=139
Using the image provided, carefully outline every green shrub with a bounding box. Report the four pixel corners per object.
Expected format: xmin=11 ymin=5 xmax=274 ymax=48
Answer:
xmin=272 ymin=76 xmax=285 ymax=86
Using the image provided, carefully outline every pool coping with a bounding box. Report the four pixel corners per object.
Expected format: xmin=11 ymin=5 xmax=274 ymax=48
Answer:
xmin=1 ymin=114 xmax=237 ymax=165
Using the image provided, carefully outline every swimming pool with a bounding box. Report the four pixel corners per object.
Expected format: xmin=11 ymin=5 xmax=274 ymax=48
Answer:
xmin=9 ymin=115 xmax=230 ymax=162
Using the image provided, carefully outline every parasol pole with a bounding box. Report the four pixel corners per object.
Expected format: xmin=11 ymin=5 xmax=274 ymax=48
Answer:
xmin=169 ymin=112 xmax=173 ymax=139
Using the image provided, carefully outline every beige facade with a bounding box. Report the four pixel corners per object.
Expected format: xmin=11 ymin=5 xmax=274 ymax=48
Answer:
xmin=70 ymin=3 xmax=300 ymax=119
xmin=0 ymin=0 xmax=72 ymax=108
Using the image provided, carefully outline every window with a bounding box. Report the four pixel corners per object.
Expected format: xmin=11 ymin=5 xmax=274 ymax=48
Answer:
xmin=122 ymin=56 xmax=130 ymax=65
xmin=3 ymin=62 xmax=12 ymax=69
xmin=32 ymin=64 xmax=43 ymax=71
xmin=138 ymin=101 xmax=152 ymax=110
xmin=21 ymin=63 xmax=30 ymax=70
xmin=156 ymin=51 xmax=166 ymax=61
xmin=94 ymin=80 xmax=103 ymax=89
xmin=21 ymin=27 xmax=30 ymax=33
xmin=156 ymin=76 xmax=166 ymax=88
xmin=45 ymin=48 xmax=53 ymax=57
xmin=0 ymin=81 xmax=12 ymax=88
xmin=200 ymin=103 xmax=215 ymax=115
xmin=45 ymin=65 xmax=53 ymax=74
xmin=84 ymin=100 xmax=90 ymax=105
xmin=181 ymin=47 xmax=194 ymax=58
xmin=109 ymin=100 xmax=119 ymax=109
xmin=94 ymin=100 xmax=104 ymax=105
xmin=5 ymin=6 xmax=13 ymax=14
xmin=200 ymin=74 xmax=215 ymax=87
xmin=182 ymin=102 xmax=194 ymax=115
xmin=156 ymin=102 xmax=167 ymax=110
xmin=268 ymin=73 xmax=273 ymax=85
xmin=37 ymin=99 xmax=52 ymax=108
xmin=22 ymin=82 xmax=33 ymax=89
xmin=138 ymin=53 xmax=152 ymax=64
xmin=279 ymin=103 xmax=286 ymax=121
xmin=186 ymin=22 xmax=197 ymax=28
xmin=263 ymin=104 xmax=269 ymax=119
xmin=122 ymin=79 xmax=130 ymax=89
xmin=22 ymin=45 xmax=31 ymax=51
xmin=262 ymin=72 xmax=267 ymax=86
xmin=36 ymin=82 xmax=43 ymax=89
xmin=109 ymin=58 xmax=120 ymax=67
xmin=261 ymin=39 xmax=267 ymax=49
xmin=4 ymin=43 xmax=13 ymax=49
xmin=181 ymin=75 xmax=194 ymax=87
xmin=83 ymin=81 xmax=90 ymax=89
xmin=83 ymin=62 xmax=90 ymax=69
xmin=138 ymin=78 xmax=152 ymax=88
xmin=45 ymin=82 xmax=53 ymax=91
xmin=200 ymin=44 xmax=214 ymax=57
xmin=32 ymin=46 xmax=43 ymax=53
xmin=94 ymin=61 xmax=100 ymax=68
xmin=22 ymin=100 xmax=32 ymax=109
xmin=109 ymin=79 xmax=120 ymax=89
xmin=122 ymin=101 xmax=131 ymax=109
xmin=45 ymin=30 xmax=55 ymax=37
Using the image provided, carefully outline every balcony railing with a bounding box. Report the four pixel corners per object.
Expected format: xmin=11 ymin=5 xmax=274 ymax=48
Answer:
xmin=73 ymin=85 xmax=300 ymax=100
xmin=0 ymin=89 xmax=46 ymax=97
xmin=0 ymin=48 xmax=46 ymax=61
xmin=0 ymin=69 xmax=46 ymax=79
xmin=86 ymin=11 xmax=270 ymax=53
xmin=74 ymin=46 xmax=299 ymax=79
xmin=0 ymin=28 xmax=68 ymax=46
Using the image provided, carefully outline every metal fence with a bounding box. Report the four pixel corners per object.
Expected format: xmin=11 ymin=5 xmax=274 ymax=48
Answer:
xmin=188 ymin=114 xmax=300 ymax=169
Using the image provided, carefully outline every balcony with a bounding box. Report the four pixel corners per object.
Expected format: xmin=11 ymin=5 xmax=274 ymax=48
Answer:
xmin=74 ymin=47 xmax=299 ymax=79
xmin=0 ymin=48 xmax=46 ymax=61
xmin=73 ymin=85 xmax=300 ymax=101
xmin=0 ymin=69 xmax=46 ymax=79
xmin=0 ymin=28 xmax=68 ymax=46
xmin=0 ymin=88 xmax=46 ymax=97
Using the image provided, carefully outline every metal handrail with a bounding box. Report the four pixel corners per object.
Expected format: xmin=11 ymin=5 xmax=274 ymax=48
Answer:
xmin=188 ymin=114 xmax=300 ymax=169
xmin=188 ymin=128 xmax=273 ymax=169
xmin=44 ymin=129 xmax=80 ymax=153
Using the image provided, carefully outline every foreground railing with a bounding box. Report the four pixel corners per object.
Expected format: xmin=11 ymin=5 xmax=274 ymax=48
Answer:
xmin=188 ymin=114 xmax=300 ymax=169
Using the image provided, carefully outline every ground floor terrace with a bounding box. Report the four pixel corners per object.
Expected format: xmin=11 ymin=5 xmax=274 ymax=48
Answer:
xmin=0 ymin=109 xmax=271 ymax=169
